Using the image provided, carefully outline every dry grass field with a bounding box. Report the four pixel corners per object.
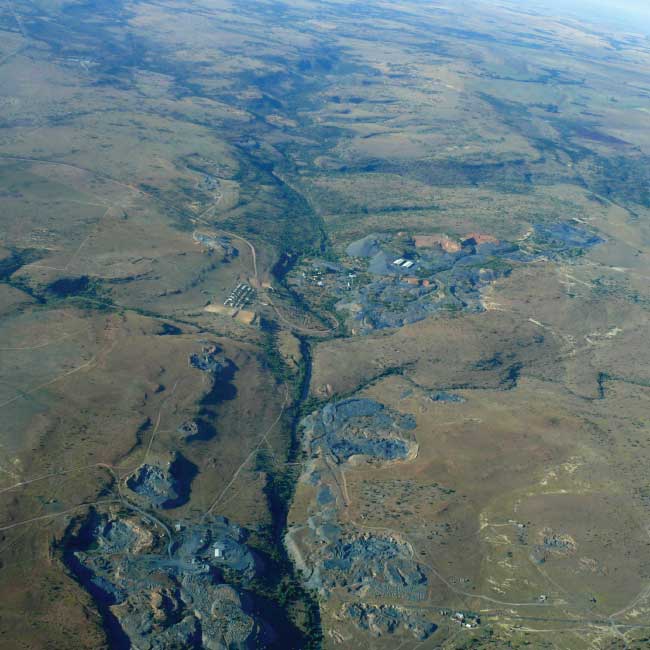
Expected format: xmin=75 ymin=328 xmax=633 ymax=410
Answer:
xmin=1 ymin=0 xmax=650 ymax=648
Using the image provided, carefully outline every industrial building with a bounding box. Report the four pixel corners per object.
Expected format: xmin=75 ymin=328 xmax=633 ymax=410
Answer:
xmin=393 ymin=258 xmax=415 ymax=269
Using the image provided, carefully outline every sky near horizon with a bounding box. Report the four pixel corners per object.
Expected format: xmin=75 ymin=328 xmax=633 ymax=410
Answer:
xmin=515 ymin=0 xmax=650 ymax=34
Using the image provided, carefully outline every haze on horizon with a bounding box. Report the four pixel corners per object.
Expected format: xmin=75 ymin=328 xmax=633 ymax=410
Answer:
xmin=513 ymin=0 xmax=650 ymax=34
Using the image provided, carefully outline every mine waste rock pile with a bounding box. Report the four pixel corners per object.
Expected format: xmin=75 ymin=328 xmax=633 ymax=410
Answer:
xmin=315 ymin=532 xmax=429 ymax=600
xmin=190 ymin=344 xmax=229 ymax=373
xmin=193 ymin=231 xmax=239 ymax=259
xmin=302 ymin=397 xmax=418 ymax=465
xmin=126 ymin=452 xmax=197 ymax=510
xmin=64 ymin=508 xmax=269 ymax=649
xmin=533 ymin=222 xmax=603 ymax=256
xmin=307 ymin=221 xmax=603 ymax=334
xmin=429 ymin=390 xmax=466 ymax=403
xmin=530 ymin=527 xmax=578 ymax=565
xmin=346 ymin=603 xmax=437 ymax=640
xmin=127 ymin=460 xmax=180 ymax=509
xmin=286 ymin=397 xmax=437 ymax=640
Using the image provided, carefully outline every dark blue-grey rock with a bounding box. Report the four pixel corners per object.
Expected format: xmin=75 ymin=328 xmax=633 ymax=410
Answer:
xmin=346 ymin=234 xmax=383 ymax=258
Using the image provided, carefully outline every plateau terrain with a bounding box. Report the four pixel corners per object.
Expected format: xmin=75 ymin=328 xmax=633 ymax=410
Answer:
xmin=1 ymin=0 xmax=650 ymax=648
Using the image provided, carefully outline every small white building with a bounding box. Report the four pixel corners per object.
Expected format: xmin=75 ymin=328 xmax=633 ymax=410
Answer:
xmin=402 ymin=260 xmax=415 ymax=268
xmin=393 ymin=258 xmax=405 ymax=266
xmin=214 ymin=545 xmax=224 ymax=559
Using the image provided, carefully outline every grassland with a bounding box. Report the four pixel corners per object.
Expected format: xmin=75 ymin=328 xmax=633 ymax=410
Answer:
xmin=0 ymin=0 xmax=649 ymax=648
